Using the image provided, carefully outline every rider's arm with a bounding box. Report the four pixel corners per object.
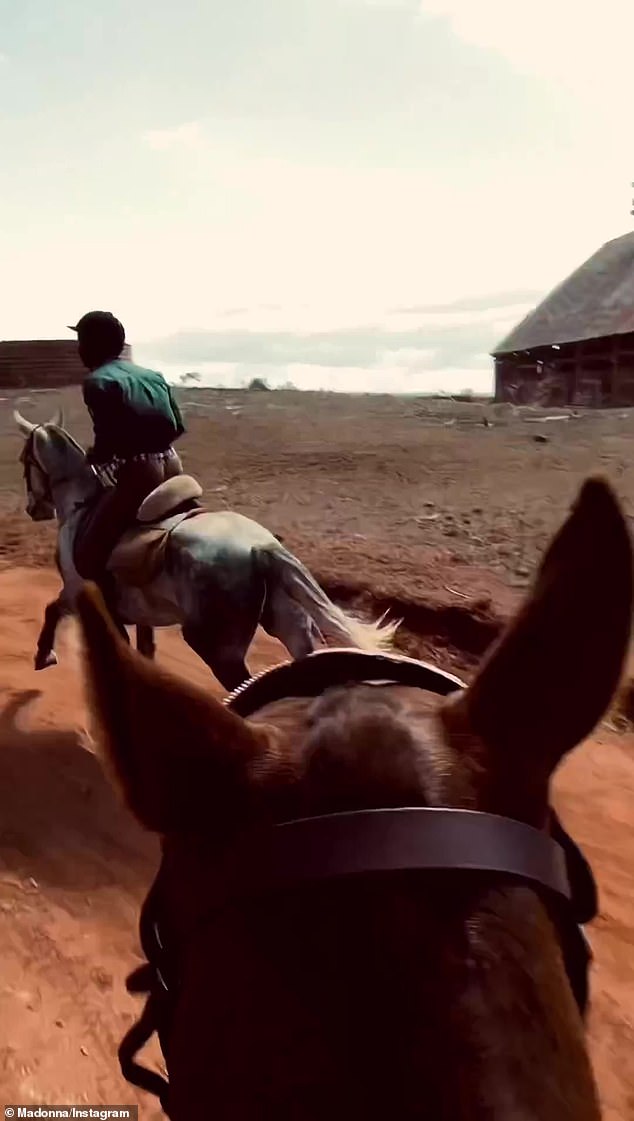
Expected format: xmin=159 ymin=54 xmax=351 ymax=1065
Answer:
xmin=82 ymin=376 xmax=120 ymax=464
xmin=167 ymin=384 xmax=186 ymax=438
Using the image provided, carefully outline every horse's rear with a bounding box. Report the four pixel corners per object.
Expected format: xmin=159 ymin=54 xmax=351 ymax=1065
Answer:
xmin=160 ymin=510 xmax=273 ymax=690
xmin=164 ymin=510 xmax=396 ymax=689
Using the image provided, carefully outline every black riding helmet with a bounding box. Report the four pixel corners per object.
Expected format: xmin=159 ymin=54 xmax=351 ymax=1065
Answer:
xmin=68 ymin=311 xmax=125 ymax=367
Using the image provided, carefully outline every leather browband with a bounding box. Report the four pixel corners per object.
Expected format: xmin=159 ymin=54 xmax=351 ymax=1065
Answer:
xmin=225 ymin=647 xmax=466 ymax=717
xmin=224 ymin=652 xmax=573 ymax=908
xmin=239 ymin=807 xmax=573 ymax=903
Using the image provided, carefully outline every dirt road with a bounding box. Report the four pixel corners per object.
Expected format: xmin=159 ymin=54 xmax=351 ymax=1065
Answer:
xmin=0 ymin=568 xmax=287 ymax=1116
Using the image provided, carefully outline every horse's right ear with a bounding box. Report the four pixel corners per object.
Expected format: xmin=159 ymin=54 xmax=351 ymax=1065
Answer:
xmin=444 ymin=477 xmax=633 ymax=814
xmin=76 ymin=584 xmax=284 ymax=832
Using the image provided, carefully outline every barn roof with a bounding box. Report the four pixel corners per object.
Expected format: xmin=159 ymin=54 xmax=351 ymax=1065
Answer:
xmin=491 ymin=231 xmax=634 ymax=356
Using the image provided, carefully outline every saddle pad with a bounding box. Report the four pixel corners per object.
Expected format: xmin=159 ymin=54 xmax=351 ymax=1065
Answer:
xmin=108 ymin=527 xmax=170 ymax=587
xmin=108 ymin=508 xmax=204 ymax=587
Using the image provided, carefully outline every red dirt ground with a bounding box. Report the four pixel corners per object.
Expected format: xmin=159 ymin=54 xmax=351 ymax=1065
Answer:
xmin=1 ymin=387 xmax=634 ymax=1116
xmin=0 ymin=567 xmax=289 ymax=1117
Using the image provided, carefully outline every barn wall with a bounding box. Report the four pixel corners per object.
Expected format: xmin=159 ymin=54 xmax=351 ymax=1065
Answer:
xmin=0 ymin=340 xmax=132 ymax=389
xmin=494 ymin=357 xmax=569 ymax=406
xmin=495 ymin=333 xmax=634 ymax=407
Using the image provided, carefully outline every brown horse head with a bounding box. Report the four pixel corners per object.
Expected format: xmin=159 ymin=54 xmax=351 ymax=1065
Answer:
xmin=77 ymin=477 xmax=632 ymax=1120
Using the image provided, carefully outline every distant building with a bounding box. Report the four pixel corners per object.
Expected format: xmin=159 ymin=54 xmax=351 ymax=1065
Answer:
xmin=0 ymin=339 xmax=133 ymax=390
xmin=491 ymin=232 xmax=634 ymax=407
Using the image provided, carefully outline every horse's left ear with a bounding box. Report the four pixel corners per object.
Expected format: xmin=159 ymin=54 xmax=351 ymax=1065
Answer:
xmin=76 ymin=584 xmax=284 ymax=832
xmin=50 ymin=408 xmax=64 ymax=428
xmin=13 ymin=409 xmax=36 ymax=438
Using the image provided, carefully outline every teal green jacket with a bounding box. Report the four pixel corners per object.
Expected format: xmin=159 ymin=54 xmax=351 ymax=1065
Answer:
xmin=83 ymin=360 xmax=185 ymax=465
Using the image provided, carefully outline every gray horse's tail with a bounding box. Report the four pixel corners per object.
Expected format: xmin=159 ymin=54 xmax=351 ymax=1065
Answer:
xmin=257 ymin=544 xmax=398 ymax=652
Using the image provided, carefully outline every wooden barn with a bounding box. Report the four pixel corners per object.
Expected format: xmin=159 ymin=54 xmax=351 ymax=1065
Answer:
xmin=0 ymin=339 xmax=132 ymax=390
xmin=491 ymin=231 xmax=634 ymax=407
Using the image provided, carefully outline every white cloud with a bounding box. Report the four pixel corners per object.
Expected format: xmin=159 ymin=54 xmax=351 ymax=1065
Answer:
xmin=378 ymin=346 xmax=438 ymax=365
xmin=152 ymin=357 xmax=493 ymax=395
xmin=345 ymin=0 xmax=417 ymax=7
xmin=5 ymin=0 xmax=632 ymax=400
xmin=417 ymin=1 xmax=634 ymax=109
xmin=133 ymin=286 xmax=525 ymax=397
xmin=142 ymin=122 xmax=204 ymax=151
xmin=380 ymin=303 xmax=536 ymax=333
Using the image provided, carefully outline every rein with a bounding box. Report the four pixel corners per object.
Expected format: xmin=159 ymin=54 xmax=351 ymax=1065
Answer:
xmin=117 ymin=648 xmax=597 ymax=1116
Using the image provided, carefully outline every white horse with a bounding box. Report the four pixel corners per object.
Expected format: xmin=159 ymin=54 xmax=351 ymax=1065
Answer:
xmin=14 ymin=410 xmax=398 ymax=690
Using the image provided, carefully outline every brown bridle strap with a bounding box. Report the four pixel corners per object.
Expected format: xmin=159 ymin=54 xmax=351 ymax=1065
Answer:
xmin=224 ymin=649 xmax=582 ymax=910
xmin=224 ymin=651 xmax=570 ymax=903
xmin=235 ymin=807 xmax=572 ymax=903
xmin=21 ymin=427 xmax=54 ymax=506
xmin=21 ymin=426 xmax=44 ymax=472
xmin=225 ymin=647 xmax=466 ymax=717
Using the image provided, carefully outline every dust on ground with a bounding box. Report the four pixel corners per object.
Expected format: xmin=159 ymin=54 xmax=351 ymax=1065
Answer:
xmin=1 ymin=387 xmax=634 ymax=1117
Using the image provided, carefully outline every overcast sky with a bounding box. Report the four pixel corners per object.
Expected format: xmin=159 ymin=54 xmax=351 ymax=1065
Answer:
xmin=2 ymin=0 xmax=634 ymax=392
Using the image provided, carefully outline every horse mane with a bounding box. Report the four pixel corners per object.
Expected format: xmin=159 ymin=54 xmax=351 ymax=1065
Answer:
xmin=47 ymin=424 xmax=87 ymax=458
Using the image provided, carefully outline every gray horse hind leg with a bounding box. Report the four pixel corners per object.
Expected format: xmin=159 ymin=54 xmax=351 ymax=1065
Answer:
xmin=182 ymin=617 xmax=254 ymax=692
xmin=181 ymin=575 xmax=264 ymax=692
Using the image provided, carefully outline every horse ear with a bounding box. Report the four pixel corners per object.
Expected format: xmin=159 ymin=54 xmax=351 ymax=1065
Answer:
xmin=75 ymin=584 xmax=283 ymax=832
xmin=50 ymin=408 xmax=64 ymax=429
xmin=445 ymin=478 xmax=633 ymax=802
xmin=13 ymin=409 xmax=36 ymax=437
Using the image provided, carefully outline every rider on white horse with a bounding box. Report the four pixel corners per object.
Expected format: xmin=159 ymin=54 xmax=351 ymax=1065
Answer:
xmin=70 ymin=311 xmax=186 ymax=629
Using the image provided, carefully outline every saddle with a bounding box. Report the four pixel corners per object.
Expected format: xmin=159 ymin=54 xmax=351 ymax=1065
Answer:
xmin=107 ymin=475 xmax=204 ymax=587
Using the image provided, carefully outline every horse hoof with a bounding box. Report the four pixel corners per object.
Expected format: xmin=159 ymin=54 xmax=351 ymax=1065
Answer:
xmin=34 ymin=650 xmax=58 ymax=671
